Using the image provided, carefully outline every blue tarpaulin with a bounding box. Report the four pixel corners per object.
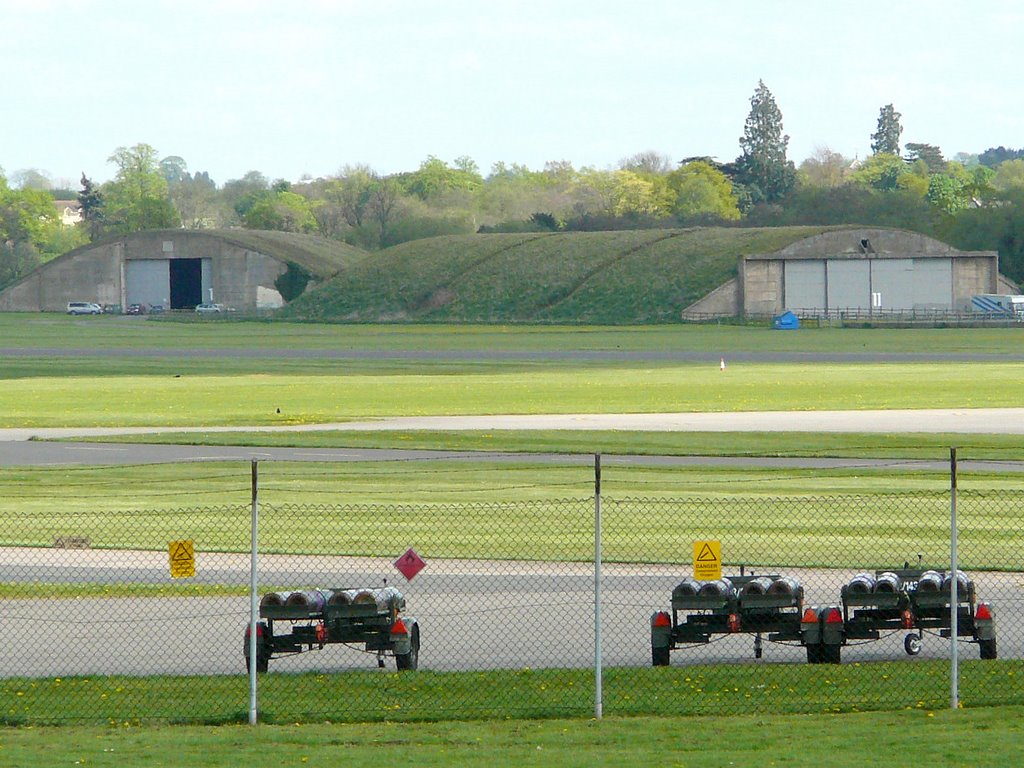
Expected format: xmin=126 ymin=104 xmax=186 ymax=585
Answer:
xmin=773 ymin=310 xmax=800 ymax=330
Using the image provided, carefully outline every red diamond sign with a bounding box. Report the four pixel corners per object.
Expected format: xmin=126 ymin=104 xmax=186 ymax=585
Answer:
xmin=394 ymin=548 xmax=426 ymax=581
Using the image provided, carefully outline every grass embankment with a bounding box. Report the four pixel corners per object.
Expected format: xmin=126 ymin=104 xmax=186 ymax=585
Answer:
xmin=4 ymin=704 xmax=1022 ymax=767
xmin=278 ymin=227 xmax=844 ymax=322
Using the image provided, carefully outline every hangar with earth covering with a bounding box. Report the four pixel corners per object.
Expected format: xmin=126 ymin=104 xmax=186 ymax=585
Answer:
xmin=685 ymin=228 xmax=1007 ymax=318
xmin=0 ymin=226 xmax=1008 ymax=319
xmin=0 ymin=229 xmax=362 ymax=313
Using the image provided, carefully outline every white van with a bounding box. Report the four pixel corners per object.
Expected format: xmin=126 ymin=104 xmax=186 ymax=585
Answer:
xmin=67 ymin=302 xmax=102 ymax=315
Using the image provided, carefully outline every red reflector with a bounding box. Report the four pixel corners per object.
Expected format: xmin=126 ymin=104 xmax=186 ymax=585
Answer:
xmin=315 ymin=622 xmax=327 ymax=643
xmin=653 ymin=611 xmax=672 ymax=628
xmin=390 ymin=618 xmax=408 ymax=635
xmin=976 ymin=603 xmax=992 ymax=621
xmin=901 ymin=609 xmax=914 ymax=629
xmin=826 ymin=608 xmax=843 ymax=624
xmin=727 ymin=613 xmax=741 ymax=633
xmin=801 ymin=608 xmax=819 ymax=624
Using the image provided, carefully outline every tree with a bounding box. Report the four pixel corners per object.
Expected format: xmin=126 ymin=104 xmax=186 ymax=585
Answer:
xmin=399 ymin=156 xmax=483 ymax=202
xmin=171 ymin=171 xmax=220 ymax=229
xmin=979 ymin=146 xmax=1024 ymax=168
xmin=733 ymin=80 xmax=796 ymax=204
xmin=78 ymin=173 xmax=105 ymax=240
xmin=904 ymin=143 xmax=946 ymax=174
xmin=218 ymin=171 xmax=269 ymax=226
xmin=926 ymin=172 xmax=970 ymax=215
xmin=666 ymin=160 xmax=740 ymax=221
xmin=11 ymin=168 xmax=53 ymax=190
xmin=993 ymin=159 xmax=1024 ymax=192
xmin=870 ymin=104 xmax=903 ymax=155
xmin=103 ymin=143 xmax=180 ymax=232
xmin=367 ymin=177 xmax=402 ymax=246
xmin=798 ymin=147 xmax=850 ymax=188
xmin=159 ymin=156 xmax=189 ymax=186
xmin=619 ymin=151 xmax=673 ymax=175
xmin=242 ymin=190 xmax=318 ymax=233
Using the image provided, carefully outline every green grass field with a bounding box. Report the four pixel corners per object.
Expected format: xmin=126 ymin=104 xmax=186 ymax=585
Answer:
xmin=4 ymin=704 xmax=1022 ymax=768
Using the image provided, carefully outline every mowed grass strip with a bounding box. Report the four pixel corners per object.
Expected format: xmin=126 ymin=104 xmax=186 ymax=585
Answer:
xmin=3 ymin=704 xmax=1024 ymax=768
xmin=4 ymin=362 xmax=1024 ymax=427
xmin=90 ymin=427 xmax=1024 ymax=460
xmin=1 ymin=461 xmax=1019 ymax=568
xmin=3 ymin=313 xmax=1024 ymax=354
xmin=3 ymin=661 xmax=1021 ymax=727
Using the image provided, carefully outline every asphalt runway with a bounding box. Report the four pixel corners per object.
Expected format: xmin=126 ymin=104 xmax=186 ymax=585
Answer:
xmin=4 ymin=550 xmax=1017 ymax=677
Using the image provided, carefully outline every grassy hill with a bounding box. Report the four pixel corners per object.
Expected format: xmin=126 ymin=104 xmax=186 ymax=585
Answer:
xmin=280 ymin=226 xmax=845 ymax=323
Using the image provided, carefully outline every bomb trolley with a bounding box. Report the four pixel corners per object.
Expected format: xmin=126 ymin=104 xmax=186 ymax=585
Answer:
xmin=840 ymin=568 xmax=997 ymax=660
xmin=650 ymin=573 xmax=815 ymax=666
xmin=243 ymin=586 xmax=420 ymax=673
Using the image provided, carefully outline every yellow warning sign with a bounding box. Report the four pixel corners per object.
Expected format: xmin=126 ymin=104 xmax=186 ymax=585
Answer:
xmin=168 ymin=539 xmax=195 ymax=579
xmin=693 ymin=540 xmax=721 ymax=580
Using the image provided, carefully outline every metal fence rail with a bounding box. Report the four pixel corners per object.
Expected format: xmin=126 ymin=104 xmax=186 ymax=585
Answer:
xmin=1 ymin=478 xmax=1021 ymax=724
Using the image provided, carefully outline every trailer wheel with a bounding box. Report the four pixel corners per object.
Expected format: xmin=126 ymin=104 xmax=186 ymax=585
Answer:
xmin=652 ymin=646 xmax=670 ymax=667
xmin=805 ymin=644 xmax=823 ymax=664
xmin=904 ymin=633 xmax=922 ymax=656
xmin=396 ymin=626 xmax=419 ymax=671
xmin=244 ymin=622 xmax=271 ymax=674
xmin=979 ymin=637 xmax=997 ymax=660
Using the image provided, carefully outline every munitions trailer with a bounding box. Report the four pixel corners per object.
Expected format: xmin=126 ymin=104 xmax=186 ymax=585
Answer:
xmin=244 ymin=586 xmax=420 ymax=673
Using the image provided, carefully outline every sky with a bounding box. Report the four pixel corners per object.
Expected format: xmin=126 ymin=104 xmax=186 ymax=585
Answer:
xmin=2 ymin=0 xmax=1022 ymax=188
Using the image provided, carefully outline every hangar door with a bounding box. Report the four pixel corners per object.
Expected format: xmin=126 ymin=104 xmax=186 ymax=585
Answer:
xmin=125 ymin=260 xmax=169 ymax=308
xmin=872 ymin=258 xmax=951 ymax=310
xmin=783 ymin=260 xmax=825 ymax=310
xmin=126 ymin=258 xmax=212 ymax=310
xmin=827 ymin=260 xmax=870 ymax=310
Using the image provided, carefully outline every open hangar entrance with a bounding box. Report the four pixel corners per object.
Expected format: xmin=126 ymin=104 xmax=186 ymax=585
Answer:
xmin=125 ymin=258 xmax=211 ymax=310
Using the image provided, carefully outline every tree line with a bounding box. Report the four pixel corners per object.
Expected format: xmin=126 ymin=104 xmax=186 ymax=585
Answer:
xmin=4 ymin=80 xmax=1024 ymax=290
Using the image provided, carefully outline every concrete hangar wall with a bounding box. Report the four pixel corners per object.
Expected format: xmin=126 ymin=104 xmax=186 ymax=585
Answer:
xmin=0 ymin=231 xmax=288 ymax=312
xmin=740 ymin=229 xmax=999 ymax=316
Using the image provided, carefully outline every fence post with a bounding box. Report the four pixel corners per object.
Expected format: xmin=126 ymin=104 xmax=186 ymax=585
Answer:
xmin=950 ymin=448 xmax=959 ymax=710
xmin=594 ymin=453 xmax=603 ymax=719
xmin=248 ymin=460 xmax=260 ymax=725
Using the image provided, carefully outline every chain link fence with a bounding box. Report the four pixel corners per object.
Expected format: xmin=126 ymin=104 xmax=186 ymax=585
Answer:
xmin=1 ymin=462 xmax=1022 ymax=724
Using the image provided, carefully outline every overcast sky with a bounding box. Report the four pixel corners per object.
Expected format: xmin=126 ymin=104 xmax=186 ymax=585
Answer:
xmin=2 ymin=0 xmax=1021 ymax=187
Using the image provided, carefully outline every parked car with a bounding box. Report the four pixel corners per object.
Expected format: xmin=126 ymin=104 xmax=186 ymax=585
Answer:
xmin=126 ymin=303 xmax=146 ymax=315
xmin=67 ymin=302 xmax=102 ymax=315
xmin=195 ymin=303 xmax=224 ymax=314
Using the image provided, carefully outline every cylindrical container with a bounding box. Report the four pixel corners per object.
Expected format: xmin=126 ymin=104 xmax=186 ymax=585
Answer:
xmin=285 ymin=590 xmax=329 ymax=611
xmin=327 ymin=589 xmax=354 ymax=606
xmin=942 ymin=570 xmax=972 ymax=595
xmin=766 ymin=576 xmax=802 ymax=597
xmin=259 ymin=591 xmax=292 ymax=608
xmin=874 ymin=572 xmax=903 ymax=593
xmin=740 ymin=577 xmax=774 ymax=596
xmin=672 ymin=578 xmax=701 ymax=598
xmin=698 ymin=578 xmax=735 ymax=598
xmin=916 ymin=570 xmax=943 ymax=592
xmin=845 ymin=573 xmax=876 ymax=594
